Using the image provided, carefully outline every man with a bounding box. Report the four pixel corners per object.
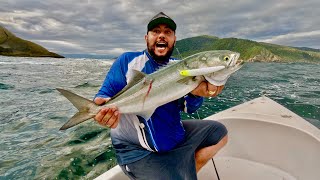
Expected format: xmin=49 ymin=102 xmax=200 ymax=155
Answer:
xmin=94 ymin=12 xmax=228 ymax=180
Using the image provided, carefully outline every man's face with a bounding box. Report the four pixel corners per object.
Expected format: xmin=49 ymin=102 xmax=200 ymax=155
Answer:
xmin=145 ymin=24 xmax=176 ymax=62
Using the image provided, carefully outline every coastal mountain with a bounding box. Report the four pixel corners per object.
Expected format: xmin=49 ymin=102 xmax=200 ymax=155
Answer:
xmin=0 ymin=25 xmax=64 ymax=58
xmin=1 ymin=25 xmax=319 ymax=62
xmin=173 ymin=35 xmax=320 ymax=63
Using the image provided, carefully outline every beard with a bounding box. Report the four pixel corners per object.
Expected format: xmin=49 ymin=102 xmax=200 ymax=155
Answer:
xmin=147 ymin=41 xmax=175 ymax=63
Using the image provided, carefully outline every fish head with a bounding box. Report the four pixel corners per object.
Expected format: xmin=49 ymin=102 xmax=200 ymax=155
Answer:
xmin=184 ymin=50 xmax=241 ymax=69
xmin=182 ymin=50 xmax=243 ymax=86
xmin=203 ymin=50 xmax=243 ymax=86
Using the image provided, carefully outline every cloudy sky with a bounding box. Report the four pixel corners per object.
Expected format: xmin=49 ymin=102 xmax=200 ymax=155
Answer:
xmin=0 ymin=0 xmax=319 ymax=56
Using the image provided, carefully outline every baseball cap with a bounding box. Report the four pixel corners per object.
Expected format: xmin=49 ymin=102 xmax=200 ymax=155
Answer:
xmin=147 ymin=12 xmax=176 ymax=31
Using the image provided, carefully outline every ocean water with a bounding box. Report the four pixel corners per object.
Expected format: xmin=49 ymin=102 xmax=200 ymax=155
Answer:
xmin=0 ymin=56 xmax=319 ymax=179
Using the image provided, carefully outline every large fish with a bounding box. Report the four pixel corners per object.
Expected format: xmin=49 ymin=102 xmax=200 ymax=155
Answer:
xmin=57 ymin=50 xmax=243 ymax=130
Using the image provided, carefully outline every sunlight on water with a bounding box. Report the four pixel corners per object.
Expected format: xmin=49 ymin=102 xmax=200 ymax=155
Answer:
xmin=0 ymin=56 xmax=319 ymax=179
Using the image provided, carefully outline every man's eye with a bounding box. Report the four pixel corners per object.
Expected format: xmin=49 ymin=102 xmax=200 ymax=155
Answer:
xmin=165 ymin=30 xmax=171 ymax=35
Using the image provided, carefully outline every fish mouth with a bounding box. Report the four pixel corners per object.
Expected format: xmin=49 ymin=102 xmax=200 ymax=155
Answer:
xmin=237 ymin=60 xmax=244 ymax=65
xmin=228 ymin=53 xmax=241 ymax=66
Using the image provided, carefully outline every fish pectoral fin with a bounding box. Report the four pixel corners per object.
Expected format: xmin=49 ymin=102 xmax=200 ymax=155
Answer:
xmin=137 ymin=109 xmax=156 ymax=121
xmin=177 ymin=77 xmax=192 ymax=85
xmin=180 ymin=66 xmax=225 ymax=76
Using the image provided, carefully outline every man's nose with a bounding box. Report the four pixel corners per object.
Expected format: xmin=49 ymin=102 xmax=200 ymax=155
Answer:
xmin=158 ymin=32 xmax=165 ymax=39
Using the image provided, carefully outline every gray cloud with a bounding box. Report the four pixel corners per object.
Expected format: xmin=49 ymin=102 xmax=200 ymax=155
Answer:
xmin=0 ymin=0 xmax=319 ymax=55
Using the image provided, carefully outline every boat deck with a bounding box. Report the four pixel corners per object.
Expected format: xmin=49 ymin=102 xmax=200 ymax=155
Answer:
xmin=95 ymin=97 xmax=320 ymax=180
xmin=199 ymin=157 xmax=296 ymax=180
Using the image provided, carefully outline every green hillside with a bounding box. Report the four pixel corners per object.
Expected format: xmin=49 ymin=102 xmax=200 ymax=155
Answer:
xmin=173 ymin=35 xmax=320 ymax=63
xmin=0 ymin=25 xmax=64 ymax=58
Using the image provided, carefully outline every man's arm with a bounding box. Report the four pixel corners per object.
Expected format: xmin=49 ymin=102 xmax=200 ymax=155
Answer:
xmin=93 ymin=54 xmax=128 ymax=128
xmin=95 ymin=55 xmax=127 ymax=99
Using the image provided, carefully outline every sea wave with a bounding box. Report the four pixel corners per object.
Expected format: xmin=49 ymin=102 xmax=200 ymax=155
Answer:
xmin=74 ymin=82 xmax=101 ymax=89
xmin=0 ymin=83 xmax=15 ymax=90
xmin=0 ymin=57 xmax=319 ymax=179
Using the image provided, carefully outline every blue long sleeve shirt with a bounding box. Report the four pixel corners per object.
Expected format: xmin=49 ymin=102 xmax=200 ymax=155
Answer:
xmin=95 ymin=50 xmax=203 ymax=165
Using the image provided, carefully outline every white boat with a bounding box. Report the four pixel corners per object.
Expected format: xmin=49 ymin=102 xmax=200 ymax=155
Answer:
xmin=95 ymin=96 xmax=320 ymax=180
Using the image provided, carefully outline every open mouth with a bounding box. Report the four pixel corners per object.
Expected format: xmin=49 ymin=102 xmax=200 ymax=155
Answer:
xmin=234 ymin=53 xmax=244 ymax=65
xmin=237 ymin=60 xmax=244 ymax=65
xmin=155 ymin=42 xmax=168 ymax=51
xmin=228 ymin=53 xmax=242 ymax=66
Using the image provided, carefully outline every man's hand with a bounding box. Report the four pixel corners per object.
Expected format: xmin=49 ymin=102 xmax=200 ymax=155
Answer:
xmin=191 ymin=81 xmax=224 ymax=97
xmin=94 ymin=97 xmax=120 ymax=129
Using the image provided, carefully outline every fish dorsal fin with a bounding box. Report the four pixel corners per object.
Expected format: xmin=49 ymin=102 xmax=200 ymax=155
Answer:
xmin=127 ymin=69 xmax=147 ymax=84
xmin=111 ymin=69 xmax=147 ymax=100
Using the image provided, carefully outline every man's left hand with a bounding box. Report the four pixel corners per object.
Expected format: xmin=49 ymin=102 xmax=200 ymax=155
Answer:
xmin=191 ymin=81 xmax=224 ymax=97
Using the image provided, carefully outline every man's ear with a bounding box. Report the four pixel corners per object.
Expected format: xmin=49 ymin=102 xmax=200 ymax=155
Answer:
xmin=144 ymin=34 xmax=148 ymax=43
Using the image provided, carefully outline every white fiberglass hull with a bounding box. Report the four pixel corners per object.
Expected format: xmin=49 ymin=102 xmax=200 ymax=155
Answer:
xmin=95 ymin=96 xmax=320 ymax=180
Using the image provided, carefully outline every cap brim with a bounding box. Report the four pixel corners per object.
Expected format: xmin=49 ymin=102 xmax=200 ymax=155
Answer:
xmin=148 ymin=17 xmax=176 ymax=31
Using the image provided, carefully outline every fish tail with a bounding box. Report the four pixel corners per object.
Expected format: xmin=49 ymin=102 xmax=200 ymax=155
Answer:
xmin=57 ymin=88 xmax=97 ymax=130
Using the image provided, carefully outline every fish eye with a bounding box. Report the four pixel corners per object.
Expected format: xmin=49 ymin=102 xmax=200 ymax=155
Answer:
xmin=223 ymin=56 xmax=230 ymax=61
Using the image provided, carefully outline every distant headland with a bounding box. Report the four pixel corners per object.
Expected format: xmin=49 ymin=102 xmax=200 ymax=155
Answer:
xmin=173 ymin=35 xmax=320 ymax=63
xmin=0 ymin=25 xmax=64 ymax=58
xmin=1 ymin=24 xmax=319 ymax=63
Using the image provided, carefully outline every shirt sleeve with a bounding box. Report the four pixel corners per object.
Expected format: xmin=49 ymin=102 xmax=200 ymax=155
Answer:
xmin=94 ymin=54 xmax=128 ymax=100
xmin=179 ymin=93 xmax=204 ymax=114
